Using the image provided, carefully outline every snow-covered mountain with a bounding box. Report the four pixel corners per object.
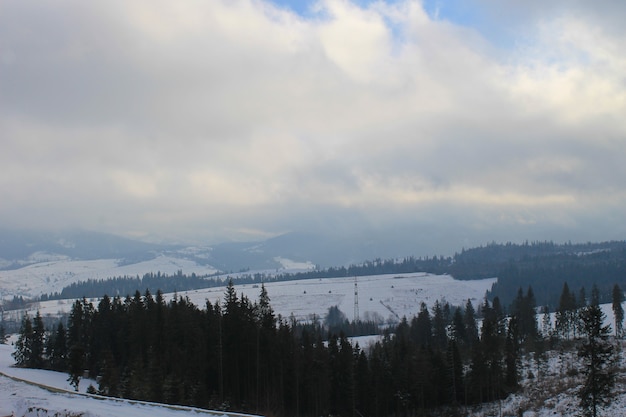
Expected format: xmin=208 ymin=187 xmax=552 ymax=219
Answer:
xmin=0 ymin=229 xmax=319 ymax=299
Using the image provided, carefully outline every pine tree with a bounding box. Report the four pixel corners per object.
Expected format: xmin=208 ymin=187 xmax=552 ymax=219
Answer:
xmin=578 ymin=285 xmax=615 ymax=417
xmin=611 ymin=284 xmax=624 ymax=338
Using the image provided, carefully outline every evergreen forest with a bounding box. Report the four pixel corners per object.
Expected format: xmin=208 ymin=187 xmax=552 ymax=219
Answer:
xmin=13 ymin=280 xmax=624 ymax=417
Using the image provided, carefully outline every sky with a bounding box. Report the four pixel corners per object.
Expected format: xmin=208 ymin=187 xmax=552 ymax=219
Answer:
xmin=1 ymin=0 xmax=626 ymax=252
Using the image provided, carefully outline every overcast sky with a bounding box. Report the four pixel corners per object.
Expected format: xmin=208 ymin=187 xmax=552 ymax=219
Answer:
xmin=1 ymin=0 xmax=625 ymax=251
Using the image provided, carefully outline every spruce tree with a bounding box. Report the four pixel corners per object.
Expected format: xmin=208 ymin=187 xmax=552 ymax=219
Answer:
xmin=13 ymin=314 xmax=33 ymax=367
xmin=463 ymin=299 xmax=479 ymax=348
xmin=556 ymin=282 xmax=576 ymax=340
xmin=0 ymin=323 xmax=6 ymax=344
xmin=611 ymin=284 xmax=624 ymax=338
xmin=31 ymin=311 xmax=45 ymax=368
xmin=431 ymin=300 xmax=448 ymax=349
xmin=412 ymin=302 xmax=432 ymax=347
xmin=541 ymin=305 xmax=552 ymax=341
xmin=450 ymin=307 xmax=466 ymax=344
xmin=578 ymin=285 xmax=615 ymax=417
xmin=504 ymin=316 xmax=520 ymax=390
xmin=49 ymin=322 xmax=68 ymax=371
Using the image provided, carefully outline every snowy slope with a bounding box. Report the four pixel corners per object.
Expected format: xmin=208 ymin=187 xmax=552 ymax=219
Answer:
xmin=0 ymin=255 xmax=219 ymax=299
xmin=184 ymin=272 xmax=495 ymax=323
xmin=10 ymin=272 xmax=496 ymax=327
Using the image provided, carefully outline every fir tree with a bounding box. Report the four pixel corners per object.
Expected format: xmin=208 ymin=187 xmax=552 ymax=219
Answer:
xmin=504 ymin=316 xmax=520 ymax=390
xmin=611 ymin=284 xmax=624 ymax=338
xmin=578 ymin=285 xmax=615 ymax=417
xmin=450 ymin=307 xmax=466 ymax=344
xmin=463 ymin=299 xmax=479 ymax=348
xmin=411 ymin=302 xmax=432 ymax=347
xmin=48 ymin=322 xmax=68 ymax=371
xmin=13 ymin=314 xmax=33 ymax=367
xmin=541 ymin=305 xmax=552 ymax=341
xmin=0 ymin=323 xmax=6 ymax=344
xmin=431 ymin=300 xmax=448 ymax=349
xmin=31 ymin=311 xmax=46 ymax=368
xmin=556 ymin=282 xmax=576 ymax=340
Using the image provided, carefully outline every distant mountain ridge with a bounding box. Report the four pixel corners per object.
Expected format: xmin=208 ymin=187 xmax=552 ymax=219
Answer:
xmin=0 ymin=228 xmax=173 ymax=269
xmin=1 ymin=228 xmax=625 ymax=310
xmin=0 ymin=228 xmax=397 ymax=272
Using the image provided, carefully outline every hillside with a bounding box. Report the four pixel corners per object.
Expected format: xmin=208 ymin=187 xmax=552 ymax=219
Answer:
xmin=3 ymin=272 xmax=496 ymax=328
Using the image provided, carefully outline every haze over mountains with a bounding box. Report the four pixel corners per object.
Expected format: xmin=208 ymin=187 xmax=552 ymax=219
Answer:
xmin=0 ymin=227 xmax=453 ymax=275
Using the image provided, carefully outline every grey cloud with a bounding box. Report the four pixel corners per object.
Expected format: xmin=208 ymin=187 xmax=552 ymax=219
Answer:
xmin=1 ymin=0 xmax=625 ymax=251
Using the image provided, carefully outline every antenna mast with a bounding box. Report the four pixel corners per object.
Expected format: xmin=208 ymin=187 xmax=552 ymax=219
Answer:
xmin=354 ymin=276 xmax=359 ymax=322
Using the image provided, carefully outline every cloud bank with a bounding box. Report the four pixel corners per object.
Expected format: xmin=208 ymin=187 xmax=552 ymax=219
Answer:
xmin=1 ymin=0 xmax=625 ymax=251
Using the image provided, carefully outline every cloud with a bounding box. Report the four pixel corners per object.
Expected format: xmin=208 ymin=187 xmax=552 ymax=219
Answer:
xmin=1 ymin=0 xmax=625 ymax=249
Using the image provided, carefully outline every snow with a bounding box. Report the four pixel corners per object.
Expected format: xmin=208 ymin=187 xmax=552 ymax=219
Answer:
xmin=272 ymin=257 xmax=315 ymax=270
xmin=0 ymin=344 xmax=261 ymax=417
xmin=463 ymin=340 xmax=626 ymax=417
xmin=182 ymin=272 xmax=496 ymax=324
xmin=9 ymin=272 xmax=496 ymax=327
xmin=0 ymin=255 xmax=218 ymax=300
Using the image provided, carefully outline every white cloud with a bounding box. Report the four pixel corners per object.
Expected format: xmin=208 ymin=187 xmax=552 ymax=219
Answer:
xmin=1 ymin=0 xmax=625 ymax=246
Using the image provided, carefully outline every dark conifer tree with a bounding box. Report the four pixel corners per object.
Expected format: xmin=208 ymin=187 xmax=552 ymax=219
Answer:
xmin=0 ymin=324 xmax=6 ymax=344
xmin=447 ymin=339 xmax=464 ymax=405
xmin=541 ymin=305 xmax=552 ymax=341
xmin=504 ymin=316 xmax=520 ymax=390
xmin=48 ymin=322 xmax=67 ymax=371
xmin=612 ymin=284 xmax=624 ymax=338
xmin=31 ymin=311 xmax=46 ymax=369
xmin=477 ymin=299 xmax=505 ymax=402
xmin=67 ymin=298 xmax=94 ymax=391
xmin=432 ymin=300 xmax=448 ymax=349
xmin=450 ymin=307 xmax=466 ymax=346
xmin=464 ymin=299 xmax=479 ymax=348
xmin=556 ymin=282 xmax=576 ymax=340
xmin=411 ymin=302 xmax=432 ymax=347
xmin=578 ymin=285 xmax=616 ymax=417
xmin=13 ymin=314 xmax=33 ymax=367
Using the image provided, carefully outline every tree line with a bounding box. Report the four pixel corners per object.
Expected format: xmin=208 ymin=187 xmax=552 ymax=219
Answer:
xmin=13 ymin=280 xmax=624 ymax=416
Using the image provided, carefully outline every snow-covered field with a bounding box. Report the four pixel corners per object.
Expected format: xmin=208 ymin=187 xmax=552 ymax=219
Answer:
xmin=183 ymin=272 xmax=496 ymax=323
xmin=8 ymin=272 xmax=496 ymax=327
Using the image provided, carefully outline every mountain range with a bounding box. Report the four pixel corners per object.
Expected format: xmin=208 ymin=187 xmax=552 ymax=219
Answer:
xmin=0 ymin=228 xmax=405 ymax=273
